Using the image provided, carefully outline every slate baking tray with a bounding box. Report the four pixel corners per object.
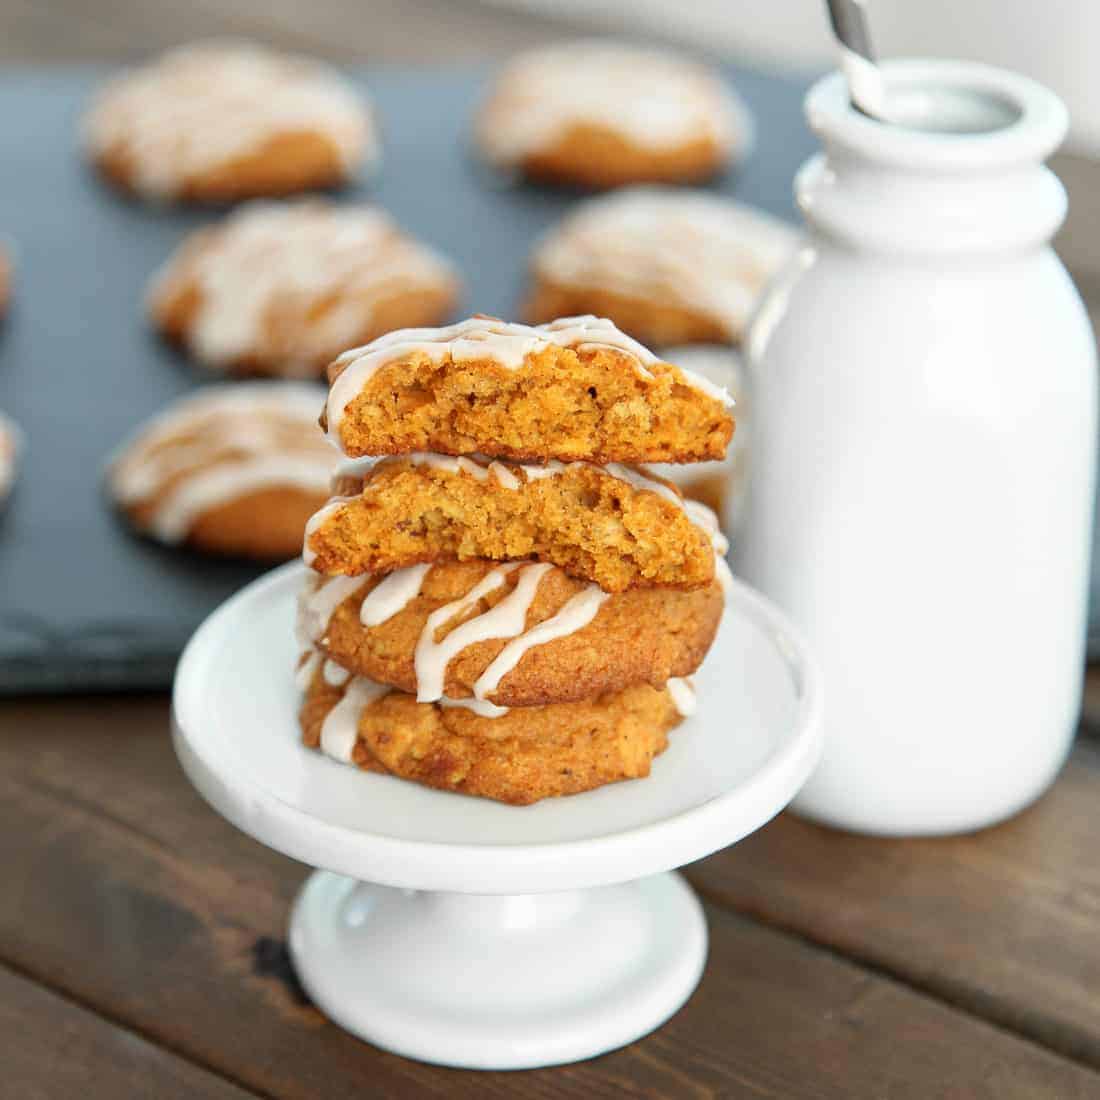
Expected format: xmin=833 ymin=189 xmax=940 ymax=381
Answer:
xmin=0 ymin=62 xmax=815 ymax=693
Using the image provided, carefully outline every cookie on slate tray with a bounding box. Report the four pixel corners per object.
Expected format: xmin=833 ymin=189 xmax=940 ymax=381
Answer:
xmin=321 ymin=315 xmax=734 ymax=464
xmin=475 ymin=40 xmax=750 ymax=189
xmin=524 ymin=188 xmax=798 ymax=346
xmin=297 ymin=558 xmax=724 ymax=707
xmin=149 ymin=200 xmax=460 ymax=378
xmin=84 ymin=41 xmax=376 ymax=203
xmin=108 ymin=382 xmax=336 ymax=560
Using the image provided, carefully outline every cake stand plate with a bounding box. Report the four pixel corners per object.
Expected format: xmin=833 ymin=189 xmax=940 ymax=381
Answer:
xmin=172 ymin=563 xmax=822 ymax=1070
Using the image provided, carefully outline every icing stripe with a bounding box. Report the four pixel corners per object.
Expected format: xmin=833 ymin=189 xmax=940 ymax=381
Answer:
xmin=472 ymin=583 xmax=609 ymax=700
xmin=439 ymin=696 xmax=511 ymax=719
xmin=323 ymin=659 xmax=352 ymax=687
xmin=413 ymin=562 xmax=533 ymax=702
xmin=666 ymin=677 xmax=697 ymax=717
xmin=360 ymin=562 xmax=431 ymax=627
xmin=319 ymin=675 xmax=391 ymax=763
xmin=297 ymin=574 xmax=369 ymax=645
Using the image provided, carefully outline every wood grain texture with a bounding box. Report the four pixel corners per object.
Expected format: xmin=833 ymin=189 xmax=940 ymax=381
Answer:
xmin=0 ymin=962 xmax=260 ymax=1100
xmin=686 ymin=739 xmax=1100 ymax=1070
xmin=0 ymin=695 xmax=1097 ymax=1098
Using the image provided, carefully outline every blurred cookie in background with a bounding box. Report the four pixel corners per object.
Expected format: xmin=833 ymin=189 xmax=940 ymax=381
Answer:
xmin=474 ymin=41 xmax=750 ymax=189
xmin=148 ymin=200 xmax=460 ymax=378
xmin=83 ymin=41 xmax=376 ymax=203
xmin=0 ymin=241 xmax=12 ymax=318
xmin=524 ymin=187 xmax=797 ymax=346
xmin=107 ymin=382 xmax=337 ymax=560
xmin=0 ymin=409 xmax=23 ymax=505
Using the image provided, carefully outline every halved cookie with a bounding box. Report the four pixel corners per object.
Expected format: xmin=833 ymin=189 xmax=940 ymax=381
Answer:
xmin=303 ymin=454 xmax=717 ymax=592
xmin=322 ymin=315 xmax=733 ymax=463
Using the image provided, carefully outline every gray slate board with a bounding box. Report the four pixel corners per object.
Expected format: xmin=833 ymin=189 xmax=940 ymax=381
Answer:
xmin=0 ymin=63 xmax=814 ymax=694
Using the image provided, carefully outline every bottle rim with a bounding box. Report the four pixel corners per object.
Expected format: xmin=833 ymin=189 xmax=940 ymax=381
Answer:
xmin=806 ymin=59 xmax=1068 ymax=171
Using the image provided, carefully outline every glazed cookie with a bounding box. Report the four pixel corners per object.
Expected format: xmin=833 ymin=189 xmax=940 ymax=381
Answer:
xmin=0 ymin=409 xmax=22 ymax=503
xmin=109 ymin=382 xmax=337 ymax=559
xmin=149 ymin=200 xmax=460 ymax=377
xmin=322 ymin=315 xmax=733 ymax=463
xmin=475 ymin=41 xmax=749 ymax=188
xmin=297 ymin=559 xmax=724 ymax=706
xmin=84 ymin=41 xmax=375 ymax=203
xmin=299 ymin=659 xmax=683 ymax=804
xmin=525 ymin=188 xmax=797 ymax=346
xmin=303 ymin=454 xmax=718 ymax=593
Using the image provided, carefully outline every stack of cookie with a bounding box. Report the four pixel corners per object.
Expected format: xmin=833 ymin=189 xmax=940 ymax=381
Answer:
xmin=297 ymin=315 xmax=735 ymax=805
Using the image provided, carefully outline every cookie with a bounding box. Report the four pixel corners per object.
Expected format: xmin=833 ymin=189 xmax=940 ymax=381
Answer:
xmin=84 ymin=41 xmax=375 ymax=203
xmin=149 ymin=200 xmax=459 ymax=378
xmin=0 ymin=242 xmax=12 ymax=319
xmin=303 ymin=454 xmax=718 ymax=593
xmin=0 ymin=409 xmax=22 ymax=504
xmin=524 ymin=188 xmax=797 ymax=346
xmin=298 ymin=656 xmax=684 ymax=804
xmin=322 ymin=315 xmax=733 ymax=463
xmin=108 ymin=382 xmax=336 ymax=559
xmin=297 ymin=558 xmax=723 ymax=706
xmin=475 ymin=41 xmax=749 ymax=188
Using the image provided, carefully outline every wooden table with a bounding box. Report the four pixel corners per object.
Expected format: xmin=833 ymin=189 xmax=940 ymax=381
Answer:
xmin=4 ymin=3 xmax=1100 ymax=1096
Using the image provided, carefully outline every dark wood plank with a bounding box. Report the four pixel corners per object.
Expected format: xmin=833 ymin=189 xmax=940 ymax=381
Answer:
xmin=0 ymin=696 xmax=1096 ymax=1098
xmin=686 ymin=738 xmax=1100 ymax=1069
xmin=0 ymin=961 xmax=259 ymax=1100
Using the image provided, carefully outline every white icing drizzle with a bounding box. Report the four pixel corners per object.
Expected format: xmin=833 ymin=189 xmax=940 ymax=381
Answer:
xmin=148 ymin=200 xmax=456 ymax=375
xmin=108 ymin=382 xmax=339 ymax=544
xmin=667 ymin=677 xmax=697 ymax=717
xmin=472 ymin=584 xmax=609 ymax=701
xmin=439 ymin=696 xmax=511 ymax=719
xmin=413 ymin=562 xmax=529 ymax=702
xmin=85 ymin=41 xmax=375 ymax=200
xmin=477 ymin=40 xmax=748 ymax=165
xmin=295 ymin=650 xmax=321 ymax=692
xmin=360 ymin=562 xmax=431 ymax=627
xmin=319 ymin=675 xmax=391 ymax=763
xmin=323 ymin=659 xmax=352 ymax=687
xmin=325 ymin=314 xmax=664 ymax=443
xmin=488 ymin=461 xmax=520 ymax=490
xmin=380 ymin=452 xmax=688 ymax=512
xmin=297 ymin=573 xmax=369 ymax=646
xmin=531 ymin=187 xmax=798 ymax=343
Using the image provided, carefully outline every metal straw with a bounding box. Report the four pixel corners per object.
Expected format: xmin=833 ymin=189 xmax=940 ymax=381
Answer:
xmin=826 ymin=0 xmax=888 ymax=120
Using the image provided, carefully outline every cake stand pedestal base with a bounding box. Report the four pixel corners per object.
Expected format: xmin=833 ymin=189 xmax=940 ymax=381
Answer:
xmin=290 ymin=869 xmax=706 ymax=1070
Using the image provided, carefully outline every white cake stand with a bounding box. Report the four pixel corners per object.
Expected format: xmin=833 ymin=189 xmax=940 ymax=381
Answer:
xmin=172 ymin=562 xmax=822 ymax=1070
